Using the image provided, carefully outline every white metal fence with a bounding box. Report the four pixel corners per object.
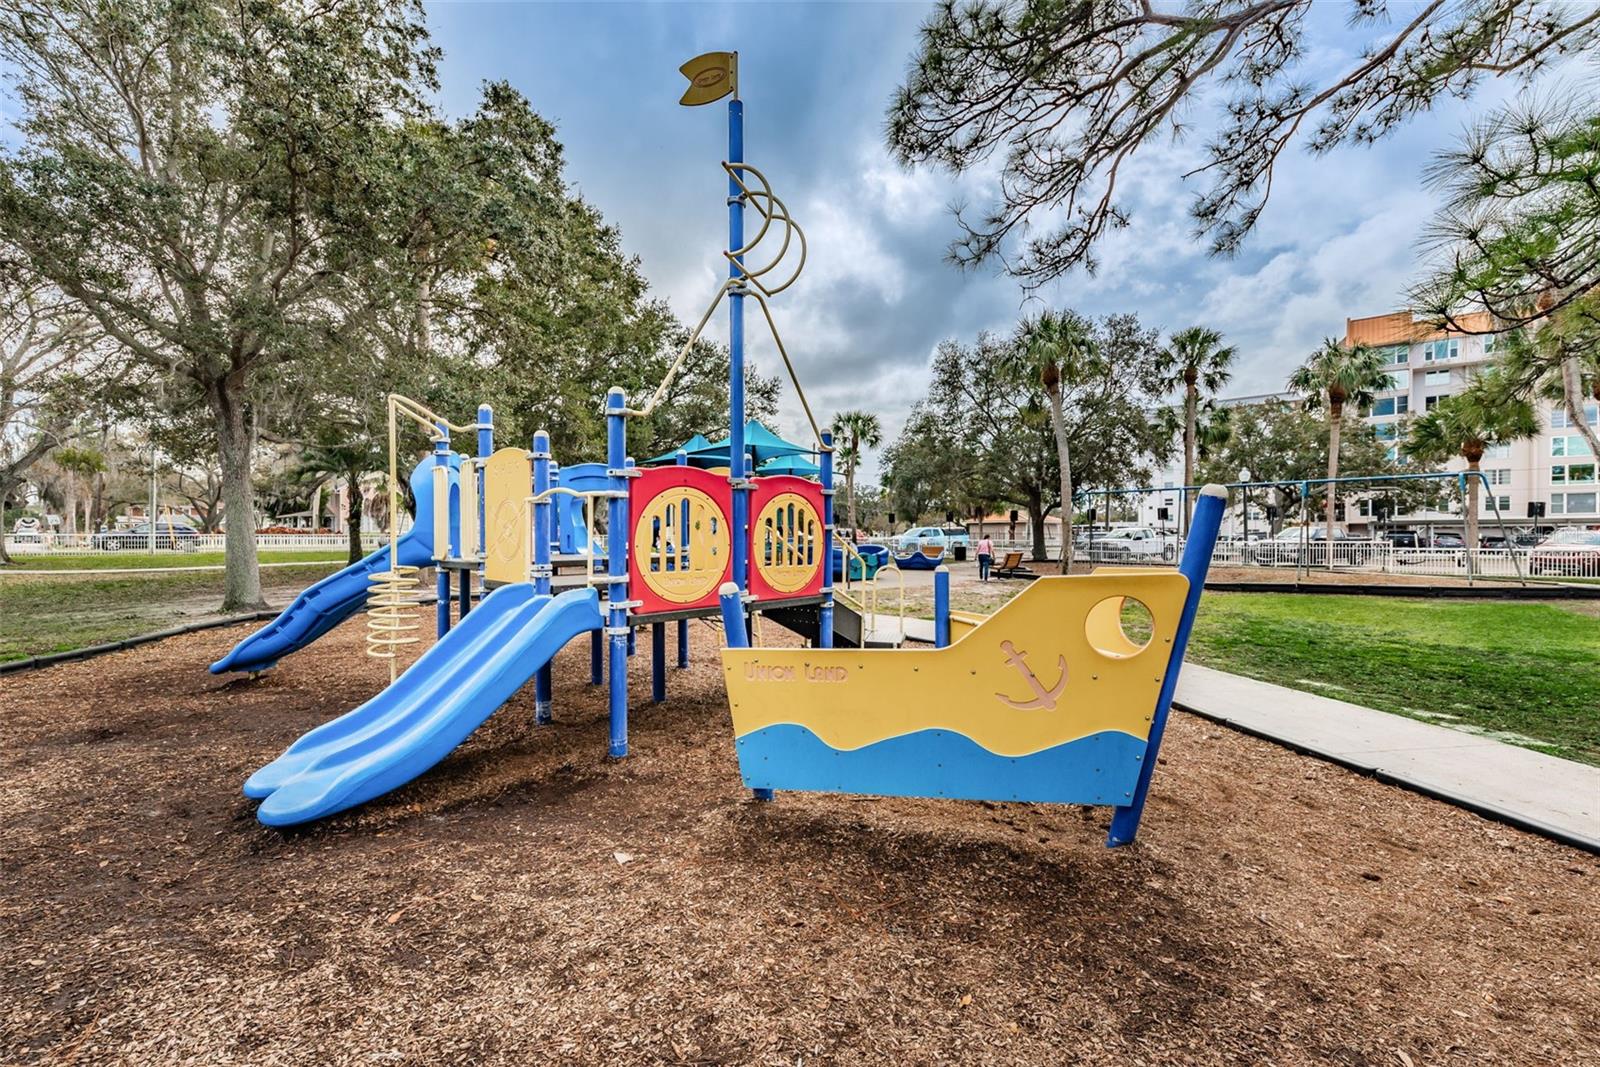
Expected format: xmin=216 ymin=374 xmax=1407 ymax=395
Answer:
xmin=974 ymin=538 xmax=1594 ymax=582
xmin=4 ymin=532 xmax=388 ymax=557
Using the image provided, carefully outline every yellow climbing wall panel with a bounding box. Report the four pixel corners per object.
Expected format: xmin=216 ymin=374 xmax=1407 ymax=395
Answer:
xmin=483 ymin=447 xmax=531 ymax=585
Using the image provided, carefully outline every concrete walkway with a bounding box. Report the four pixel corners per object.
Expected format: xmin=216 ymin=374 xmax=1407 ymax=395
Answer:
xmin=1175 ymin=663 xmax=1600 ymax=854
xmin=877 ymin=612 xmax=1599 ymax=852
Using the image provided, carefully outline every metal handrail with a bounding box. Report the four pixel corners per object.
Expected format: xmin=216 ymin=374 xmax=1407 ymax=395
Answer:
xmin=523 ymin=486 xmax=621 ymax=588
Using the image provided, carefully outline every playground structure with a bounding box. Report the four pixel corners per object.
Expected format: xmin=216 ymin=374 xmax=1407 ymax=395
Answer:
xmin=216 ymin=52 xmax=1225 ymax=843
xmin=221 ymin=51 xmax=858 ymax=827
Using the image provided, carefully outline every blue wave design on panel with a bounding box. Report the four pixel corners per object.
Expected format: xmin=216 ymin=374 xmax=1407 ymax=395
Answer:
xmin=734 ymin=725 xmax=1147 ymax=806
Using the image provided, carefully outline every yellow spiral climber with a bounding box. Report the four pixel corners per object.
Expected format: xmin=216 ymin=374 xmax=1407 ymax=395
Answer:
xmin=366 ymin=565 xmax=422 ymax=681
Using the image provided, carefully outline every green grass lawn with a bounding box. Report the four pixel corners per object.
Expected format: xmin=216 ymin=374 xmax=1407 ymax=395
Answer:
xmin=4 ymin=549 xmax=354 ymax=571
xmin=1187 ymin=593 xmax=1600 ymax=765
xmin=0 ymin=563 xmax=342 ymax=662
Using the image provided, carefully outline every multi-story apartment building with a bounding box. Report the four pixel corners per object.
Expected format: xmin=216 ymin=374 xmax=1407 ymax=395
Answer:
xmin=1345 ymin=310 xmax=1598 ymax=532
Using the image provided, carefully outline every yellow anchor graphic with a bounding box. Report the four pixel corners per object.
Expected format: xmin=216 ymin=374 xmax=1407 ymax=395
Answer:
xmin=995 ymin=640 xmax=1068 ymax=711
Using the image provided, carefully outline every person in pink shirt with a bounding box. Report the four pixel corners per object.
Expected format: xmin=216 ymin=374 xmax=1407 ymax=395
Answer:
xmin=976 ymin=534 xmax=994 ymax=581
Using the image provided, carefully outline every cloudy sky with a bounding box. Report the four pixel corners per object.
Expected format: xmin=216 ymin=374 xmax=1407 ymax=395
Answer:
xmin=426 ymin=1 xmax=1568 ymax=479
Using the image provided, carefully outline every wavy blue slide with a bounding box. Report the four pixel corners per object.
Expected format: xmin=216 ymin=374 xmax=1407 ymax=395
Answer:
xmin=210 ymin=455 xmax=459 ymax=675
xmin=245 ymin=585 xmax=603 ymax=826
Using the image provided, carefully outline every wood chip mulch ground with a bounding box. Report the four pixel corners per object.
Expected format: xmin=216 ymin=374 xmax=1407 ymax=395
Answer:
xmin=2 ymin=615 xmax=1596 ymax=1065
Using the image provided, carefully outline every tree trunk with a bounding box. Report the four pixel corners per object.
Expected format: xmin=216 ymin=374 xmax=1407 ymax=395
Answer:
xmin=1027 ymin=494 xmax=1048 ymax=562
xmin=346 ymin=473 xmax=364 ymax=566
xmin=846 ymin=452 xmax=858 ymax=537
xmin=1325 ymin=396 xmax=1342 ymax=570
xmin=0 ymin=483 xmax=13 ymax=565
xmin=1182 ymin=377 xmax=1197 ymax=534
xmin=1561 ymin=357 xmax=1600 ymax=460
xmin=1047 ymin=383 xmax=1074 ymax=573
xmin=209 ymin=380 xmax=265 ymax=611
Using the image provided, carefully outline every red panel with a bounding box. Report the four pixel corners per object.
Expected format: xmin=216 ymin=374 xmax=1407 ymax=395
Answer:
xmin=628 ymin=466 xmax=734 ymax=617
xmin=748 ymin=475 xmax=826 ymax=604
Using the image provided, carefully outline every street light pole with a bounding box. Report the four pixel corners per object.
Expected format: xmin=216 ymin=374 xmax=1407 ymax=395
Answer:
xmin=149 ymin=443 xmax=158 ymax=555
xmin=1239 ymin=467 xmax=1252 ymax=554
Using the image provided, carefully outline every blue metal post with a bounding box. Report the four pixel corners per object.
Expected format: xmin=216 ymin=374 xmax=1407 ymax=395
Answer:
xmin=532 ymin=430 xmax=553 ymax=725
xmin=728 ymin=98 xmax=749 ymax=601
xmin=743 ymin=452 xmax=755 ymax=642
xmin=472 ymin=405 xmax=492 ymax=616
xmin=933 ymin=565 xmax=950 ymax=648
xmin=819 ymin=431 xmax=835 ymax=649
xmin=718 ymin=580 xmax=771 ymax=801
xmin=717 ymin=582 xmax=748 ymax=649
xmin=433 ymin=425 xmax=451 ymax=639
xmin=1106 ymin=485 xmax=1227 ymax=848
xmin=627 ymin=456 xmax=638 ymax=661
xmin=651 ymin=621 xmax=666 ymax=703
xmin=676 ymin=448 xmax=691 ymax=669
xmin=605 ymin=389 xmax=629 ymax=758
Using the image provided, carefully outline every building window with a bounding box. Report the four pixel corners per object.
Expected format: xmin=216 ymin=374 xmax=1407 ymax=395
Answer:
xmin=1481 ymin=495 xmax=1511 ymax=513
xmin=1483 ymin=467 xmax=1511 ymax=486
xmin=1484 ymin=442 xmax=1512 ymax=459
xmin=1424 ymin=394 xmax=1450 ymax=410
xmin=1371 ymin=397 xmax=1396 ymax=417
xmin=1374 ymin=423 xmax=1398 ymax=441
xmin=1423 ymin=339 xmax=1460 ymax=362
xmin=1551 ymin=404 xmax=1599 ymax=429
xmin=1484 ymin=334 xmax=1501 ymax=354
xmin=1377 ymin=343 xmax=1409 ymax=366
xmin=1561 ymin=462 xmax=1597 ymax=484
xmin=1553 ymin=434 xmax=1596 ymax=458
xmin=1424 ymin=370 xmax=1451 ymax=386
xmin=1554 ymin=492 xmax=1597 ymax=515
xmin=1384 ymin=372 xmax=1407 ymax=390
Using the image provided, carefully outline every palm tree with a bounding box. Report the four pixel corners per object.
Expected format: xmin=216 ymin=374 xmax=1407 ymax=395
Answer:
xmin=1156 ymin=327 xmax=1236 ymax=533
xmin=1405 ymin=368 xmax=1538 ymax=566
xmin=1017 ymin=310 xmax=1097 ymax=573
xmin=1288 ymin=339 xmax=1391 ymax=558
xmin=297 ymin=435 xmax=385 ymax=565
xmin=829 ymin=410 xmax=882 ymax=537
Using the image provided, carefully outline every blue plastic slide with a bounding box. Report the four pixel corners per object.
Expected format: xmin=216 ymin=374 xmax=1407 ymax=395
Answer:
xmin=209 ymin=455 xmax=459 ymax=675
xmin=245 ymin=585 xmax=603 ymax=826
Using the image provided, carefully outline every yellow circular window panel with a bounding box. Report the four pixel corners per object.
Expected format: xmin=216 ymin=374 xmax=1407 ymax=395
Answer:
xmin=633 ymin=486 xmax=729 ymax=605
xmin=755 ymin=492 xmax=823 ymax=594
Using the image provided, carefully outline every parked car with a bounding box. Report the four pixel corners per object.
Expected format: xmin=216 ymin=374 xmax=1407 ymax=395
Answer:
xmin=93 ymin=521 xmax=201 ymax=550
xmin=1382 ymin=530 xmax=1420 ymax=549
xmin=9 ymin=516 xmax=44 ymax=544
xmin=1083 ymin=526 xmax=1178 ymax=563
xmin=1425 ymin=531 xmax=1465 ymax=549
xmin=1528 ymin=527 xmax=1600 ymax=577
xmin=1244 ymin=527 xmax=1375 ymax=567
xmin=891 ymin=525 xmax=971 ymax=554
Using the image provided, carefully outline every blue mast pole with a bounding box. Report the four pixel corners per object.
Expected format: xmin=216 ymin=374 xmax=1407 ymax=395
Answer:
xmin=728 ymin=95 xmax=748 ymax=600
xmin=605 ymin=388 xmax=629 ymax=758
xmin=532 ymin=430 xmax=553 ymax=725
xmin=433 ymin=424 xmax=451 ymax=639
xmin=818 ymin=430 xmax=834 ymax=649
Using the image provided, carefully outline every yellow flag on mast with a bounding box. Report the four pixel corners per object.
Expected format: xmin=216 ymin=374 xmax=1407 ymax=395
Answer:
xmin=679 ymin=51 xmax=738 ymax=106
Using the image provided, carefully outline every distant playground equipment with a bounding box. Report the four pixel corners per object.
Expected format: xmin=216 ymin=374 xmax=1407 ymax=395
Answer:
xmin=219 ymin=52 xmax=1222 ymax=844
